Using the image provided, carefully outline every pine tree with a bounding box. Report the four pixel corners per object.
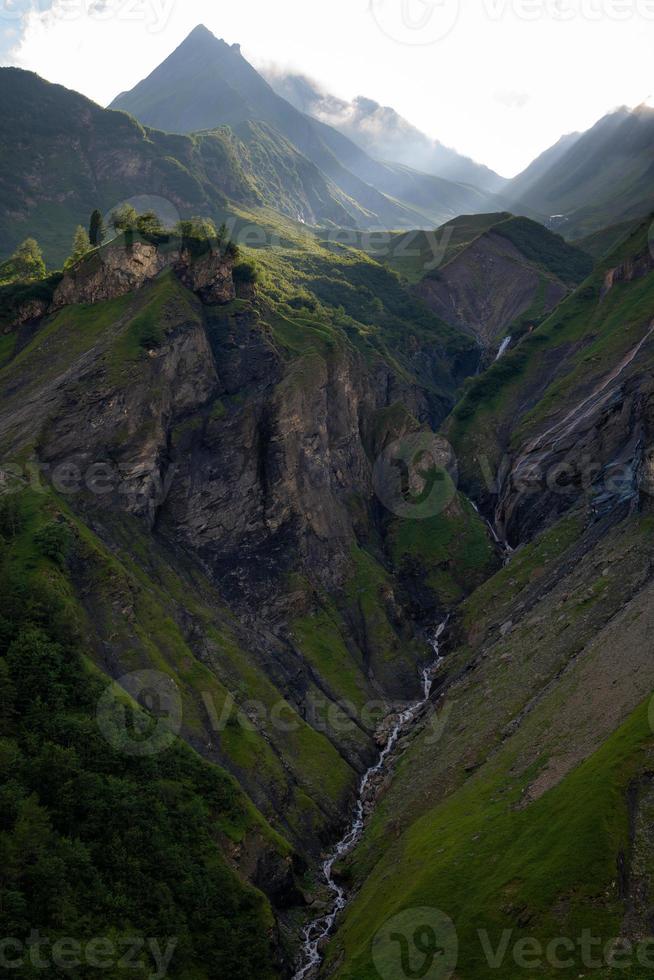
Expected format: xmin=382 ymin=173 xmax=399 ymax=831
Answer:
xmin=89 ymin=209 xmax=105 ymax=248
xmin=64 ymin=226 xmax=92 ymax=270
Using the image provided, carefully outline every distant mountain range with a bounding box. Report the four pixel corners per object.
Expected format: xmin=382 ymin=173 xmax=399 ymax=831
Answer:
xmin=263 ymin=68 xmax=507 ymax=194
xmin=1 ymin=23 xmax=654 ymax=265
xmin=502 ymin=104 xmax=654 ymax=237
xmin=110 ymin=25 xmax=496 ymax=230
xmin=110 ymin=26 xmax=654 ymax=241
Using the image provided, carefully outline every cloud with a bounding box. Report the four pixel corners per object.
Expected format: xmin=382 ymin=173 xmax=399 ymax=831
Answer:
xmin=494 ymin=89 xmax=531 ymax=110
xmin=6 ymin=0 xmax=179 ymax=105
xmin=0 ymin=0 xmax=54 ymax=59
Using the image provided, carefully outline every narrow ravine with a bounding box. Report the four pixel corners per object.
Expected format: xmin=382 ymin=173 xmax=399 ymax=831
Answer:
xmin=292 ymin=620 xmax=449 ymax=980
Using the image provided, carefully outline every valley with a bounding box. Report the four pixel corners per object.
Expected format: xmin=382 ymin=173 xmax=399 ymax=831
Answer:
xmin=1 ymin=19 xmax=654 ymax=980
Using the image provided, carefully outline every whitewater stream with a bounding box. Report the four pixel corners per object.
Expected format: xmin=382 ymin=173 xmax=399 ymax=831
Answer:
xmin=470 ymin=500 xmax=514 ymax=562
xmin=292 ymin=620 xmax=449 ymax=980
xmin=495 ymin=335 xmax=512 ymax=360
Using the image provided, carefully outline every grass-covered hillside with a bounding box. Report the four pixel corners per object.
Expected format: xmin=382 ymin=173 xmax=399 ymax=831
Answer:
xmin=0 ymin=489 xmax=283 ymax=979
xmin=110 ymin=25 xmax=496 ymax=232
xmin=319 ymin=212 xmax=654 ymax=978
xmin=327 ymin=507 xmax=654 ymax=979
xmin=504 ymin=104 xmax=654 ymax=239
xmin=0 ymin=68 xmax=372 ymax=266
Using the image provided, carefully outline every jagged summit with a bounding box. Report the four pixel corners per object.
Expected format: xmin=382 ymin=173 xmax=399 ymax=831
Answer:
xmin=180 ymin=23 xmax=240 ymax=51
xmin=187 ymin=23 xmax=215 ymax=39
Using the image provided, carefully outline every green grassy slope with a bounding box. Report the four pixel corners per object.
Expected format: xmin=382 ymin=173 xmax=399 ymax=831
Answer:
xmin=110 ymin=25 xmax=494 ymax=231
xmin=505 ymin=105 xmax=654 ymax=240
xmin=573 ymin=218 xmax=641 ymax=260
xmin=0 ymin=68 xmax=371 ymax=266
xmin=328 ymin=508 xmax=654 ymax=979
xmin=492 ymin=216 xmax=593 ymax=287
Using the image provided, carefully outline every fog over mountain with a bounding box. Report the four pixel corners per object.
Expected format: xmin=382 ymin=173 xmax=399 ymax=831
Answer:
xmin=264 ymin=67 xmax=508 ymax=195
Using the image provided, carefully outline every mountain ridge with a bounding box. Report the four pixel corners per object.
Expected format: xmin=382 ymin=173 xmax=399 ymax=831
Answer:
xmin=110 ymin=25 xmax=497 ymax=229
xmin=503 ymin=104 xmax=654 ymax=236
xmin=0 ymin=66 xmax=383 ymax=263
xmin=263 ymin=67 xmax=507 ymax=194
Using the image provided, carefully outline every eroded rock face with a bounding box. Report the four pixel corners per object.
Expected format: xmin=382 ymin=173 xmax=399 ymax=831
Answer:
xmin=159 ymin=318 xmax=423 ymax=607
xmin=53 ymin=241 xmax=167 ymax=307
xmin=51 ymin=239 xmax=236 ymax=310
xmin=415 ymin=231 xmax=567 ymax=348
xmin=2 ymin=257 xmax=428 ymax=613
xmin=495 ymin=338 xmax=654 ymax=547
xmin=1 ymin=297 xmax=50 ymax=333
xmin=601 ymin=249 xmax=654 ymax=299
xmin=38 ymin=294 xmax=218 ymax=527
xmin=175 ymin=246 xmax=236 ymax=304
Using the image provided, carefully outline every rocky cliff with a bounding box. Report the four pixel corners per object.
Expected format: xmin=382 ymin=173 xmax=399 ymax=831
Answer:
xmin=0 ymin=229 xmax=497 ymax=972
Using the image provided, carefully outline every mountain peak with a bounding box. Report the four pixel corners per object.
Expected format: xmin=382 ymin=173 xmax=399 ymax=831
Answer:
xmin=186 ymin=24 xmax=216 ymax=41
xmin=181 ymin=24 xmax=242 ymax=55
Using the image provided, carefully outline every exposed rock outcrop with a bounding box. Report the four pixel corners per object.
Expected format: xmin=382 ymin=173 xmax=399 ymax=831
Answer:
xmin=601 ymin=248 xmax=654 ymax=299
xmin=52 ymin=238 xmax=236 ymax=309
xmin=416 ymin=230 xmax=567 ymax=348
xmin=1 ymin=296 xmax=50 ymax=332
xmin=494 ymin=319 xmax=654 ymax=546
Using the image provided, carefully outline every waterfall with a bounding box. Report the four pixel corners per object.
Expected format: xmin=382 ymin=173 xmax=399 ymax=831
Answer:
xmin=495 ymin=335 xmax=512 ymax=360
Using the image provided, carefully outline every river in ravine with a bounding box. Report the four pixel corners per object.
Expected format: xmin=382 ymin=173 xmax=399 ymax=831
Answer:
xmin=292 ymin=620 xmax=449 ymax=980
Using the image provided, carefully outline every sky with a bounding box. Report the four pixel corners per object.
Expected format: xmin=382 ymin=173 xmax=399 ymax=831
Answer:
xmin=1 ymin=0 xmax=653 ymax=176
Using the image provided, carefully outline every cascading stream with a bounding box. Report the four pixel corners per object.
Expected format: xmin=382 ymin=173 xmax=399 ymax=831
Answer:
xmin=470 ymin=500 xmax=513 ymax=561
xmin=495 ymin=335 xmax=512 ymax=360
xmin=292 ymin=620 xmax=449 ymax=980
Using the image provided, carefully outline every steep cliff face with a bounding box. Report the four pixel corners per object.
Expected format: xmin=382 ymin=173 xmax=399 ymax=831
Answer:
xmin=0 ymin=232 xmax=496 ymax=910
xmin=495 ymin=331 xmax=654 ymax=545
xmin=54 ymin=238 xmax=236 ymax=309
xmin=491 ymin=242 xmax=654 ymax=547
xmin=446 ymin=219 xmax=654 ymax=546
xmin=600 ymin=246 xmax=654 ymax=297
